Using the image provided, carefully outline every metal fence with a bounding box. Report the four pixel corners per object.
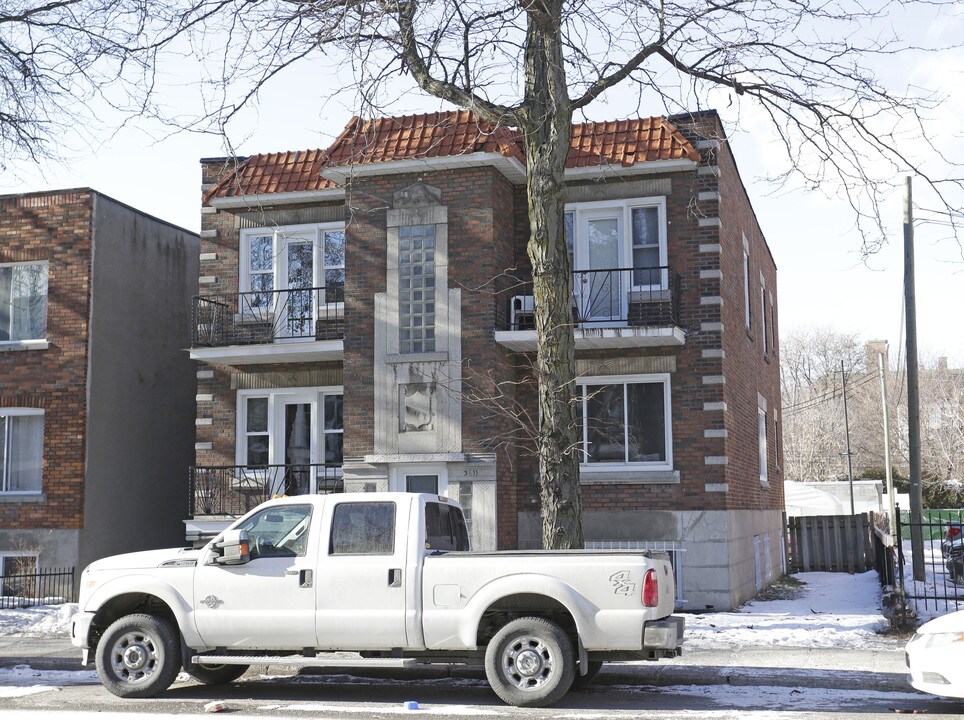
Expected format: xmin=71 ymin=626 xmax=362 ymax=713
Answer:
xmin=893 ymin=506 xmax=964 ymax=614
xmin=0 ymin=567 xmax=75 ymax=608
xmin=786 ymin=513 xmax=875 ymax=573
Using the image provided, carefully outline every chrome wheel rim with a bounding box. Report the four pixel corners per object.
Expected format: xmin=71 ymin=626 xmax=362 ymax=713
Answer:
xmin=110 ymin=631 xmax=160 ymax=684
xmin=501 ymin=634 xmax=554 ymax=691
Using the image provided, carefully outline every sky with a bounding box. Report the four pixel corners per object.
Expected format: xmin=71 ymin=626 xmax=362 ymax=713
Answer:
xmin=3 ymin=4 xmax=964 ymax=367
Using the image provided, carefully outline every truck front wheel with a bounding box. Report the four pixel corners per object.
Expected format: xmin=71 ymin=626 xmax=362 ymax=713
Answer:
xmin=484 ymin=616 xmax=575 ymax=707
xmin=95 ymin=614 xmax=180 ymax=698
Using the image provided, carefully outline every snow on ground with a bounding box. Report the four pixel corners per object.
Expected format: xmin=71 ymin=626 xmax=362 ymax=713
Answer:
xmin=0 ymin=664 xmax=99 ymax=695
xmin=685 ymin=571 xmax=895 ymax=650
xmin=0 ymin=602 xmax=75 ymax=638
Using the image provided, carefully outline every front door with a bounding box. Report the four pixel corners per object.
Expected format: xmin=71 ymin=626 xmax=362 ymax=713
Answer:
xmin=193 ymin=503 xmax=317 ymax=649
xmin=314 ymin=499 xmax=411 ymax=650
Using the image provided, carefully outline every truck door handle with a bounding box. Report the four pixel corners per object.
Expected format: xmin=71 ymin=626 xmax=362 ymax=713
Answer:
xmin=388 ymin=568 xmax=402 ymax=587
xmin=300 ymin=569 xmax=313 ymax=588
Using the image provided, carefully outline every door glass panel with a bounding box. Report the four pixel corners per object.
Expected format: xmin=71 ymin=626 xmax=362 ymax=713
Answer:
xmin=237 ymin=504 xmax=312 ymax=559
xmin=330 ymin=502 xmax=396 ymax=555
xmin=286 ymin=240 xmax=313 ymax=337
xmin=583 ymin=217 xmax=620 ymax=321
xmin=632 ymin=207 xmax=660 ymax=286
xmin=284 ymin=403 xmax=311 ymax=495
xmin=406 ymin=474 xmax=439 ymax=494
xmin=324 ymin=230 xmax=346 ymax=303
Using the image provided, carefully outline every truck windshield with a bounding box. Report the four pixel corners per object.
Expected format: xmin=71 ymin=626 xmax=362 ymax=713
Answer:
xmin=425 ymin=502 xmax=470 ymax=551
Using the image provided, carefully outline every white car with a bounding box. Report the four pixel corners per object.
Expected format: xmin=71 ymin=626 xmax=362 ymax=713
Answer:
xmin=906 ymin=609 xmax=964 ymax=698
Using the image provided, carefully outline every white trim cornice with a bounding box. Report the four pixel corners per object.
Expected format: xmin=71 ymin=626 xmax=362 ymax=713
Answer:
xmin=207 ymin=188 xmax=345 ymax=209
xmin=322 ymin=153 xmax=528 ymax=185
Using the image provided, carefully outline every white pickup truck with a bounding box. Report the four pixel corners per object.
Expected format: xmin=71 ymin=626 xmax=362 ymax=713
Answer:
xmin=72 ymin=492 xmax=683 ymax=707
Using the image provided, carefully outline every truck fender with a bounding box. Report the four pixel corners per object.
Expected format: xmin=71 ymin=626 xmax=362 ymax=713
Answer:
xmin=458 ymin=574 xmax=598 ymax=647
xmin=84 ymin=574 xmax=204 ymax=648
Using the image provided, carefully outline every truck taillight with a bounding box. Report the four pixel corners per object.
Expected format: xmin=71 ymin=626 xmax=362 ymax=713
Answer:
xmin=642 ymin=569 xmax=659 ymax=607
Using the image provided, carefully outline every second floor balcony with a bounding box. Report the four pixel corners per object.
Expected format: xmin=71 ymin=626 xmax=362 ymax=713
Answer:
xmin=190 ymin=286 xmax=345 ymax=364
xmin=189 ymin=463 xmax=343 ymax=518
xmin=495 ymin=266 xmax=684 ymax=351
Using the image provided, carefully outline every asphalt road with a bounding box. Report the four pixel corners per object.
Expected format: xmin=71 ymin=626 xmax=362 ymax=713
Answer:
xmin=3 ymin=670 xmax=964 ymax=720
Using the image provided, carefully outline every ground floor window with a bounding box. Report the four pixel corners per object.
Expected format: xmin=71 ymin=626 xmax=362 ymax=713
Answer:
xmin=0 ymin=554 xmax=38 ymax=597
xmin=577 ymin=374 xmax=672 ymax=469
xmin=0 ymin=409 xmax=44 ymax=494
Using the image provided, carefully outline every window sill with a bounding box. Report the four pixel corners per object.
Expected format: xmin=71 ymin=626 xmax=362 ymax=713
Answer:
xmin=0 ymin=339 xmax=49 ymax=352
xmin=0 ymin=493 xmax=46 ymax=503
xmin=580 ymin=468 xmax=679 ymax=484
xmin=386 ymin=351 xmax=448 ymax=364
xmin=760 ymin=480 xmax=771 ymax=490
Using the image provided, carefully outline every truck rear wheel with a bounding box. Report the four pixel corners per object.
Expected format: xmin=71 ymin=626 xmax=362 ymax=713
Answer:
xmin=484 ymin=616 xmax=575 ymax=707
xmin=95 ymin=613 xmax=180 ymax=698
xmin=187 ymin=663 xmax=250 ymax=685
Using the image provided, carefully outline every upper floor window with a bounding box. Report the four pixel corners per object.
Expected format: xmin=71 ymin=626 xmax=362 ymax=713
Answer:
xmin=564 ymin=198 xmax=667 ymax=324
xmin=0 ymin=262 xmax=48 ymax=343
xmin=398 ymin=224 xmax=436 ymax=354
xmin=0 ymin=409 xmax=44 ymax=494
xmin=742 ymin=236 xmax=751 ymax=331
xmin=760 ymin=273 xmax=769 ymax=356
xmin=240 ymin=224 xmax=345 ymax=305
xmin=577 ymin=374 xmax=672 ymax=469
xmin=758 ymin=406 xmax=769 ymax=483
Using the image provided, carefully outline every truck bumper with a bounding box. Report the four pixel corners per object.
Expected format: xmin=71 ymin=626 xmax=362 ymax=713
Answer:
xmin=71 ymin=611 xmax=94 ymax=651
xmin=640 ymin=615 xmax=685 ymax=659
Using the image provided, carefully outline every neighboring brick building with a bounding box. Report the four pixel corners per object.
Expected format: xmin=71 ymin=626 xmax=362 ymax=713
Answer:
xmin=191 ymin=109 xmax=782 ymax=610
xmin=0 ymin=189 xmax=199 ymax=586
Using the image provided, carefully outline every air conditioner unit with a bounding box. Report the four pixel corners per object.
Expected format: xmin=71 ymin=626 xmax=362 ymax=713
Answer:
xmin=510 ymin=295 xmax=535 ymax=330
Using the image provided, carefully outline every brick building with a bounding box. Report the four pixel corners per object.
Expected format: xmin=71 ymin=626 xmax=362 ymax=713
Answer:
xmin=190 ymin=109 xmax=782 ymax=610
xmin=0 ymin=189 xmax=199 ymax=586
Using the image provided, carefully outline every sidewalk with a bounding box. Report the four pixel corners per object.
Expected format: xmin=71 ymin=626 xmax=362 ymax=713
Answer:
xmin=0 ymin=634 xmax=911 ymax=693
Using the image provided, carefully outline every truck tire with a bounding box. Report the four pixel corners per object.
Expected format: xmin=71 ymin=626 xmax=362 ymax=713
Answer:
xmin=95 ymin=614 xmax=181 ymax=698
xmin=571 ymin=660 xmax=604 ymax=689
xmin=484 ymin=616 xmax=575 ymax=707
xmin=187 ymin=663 xmax=250 ymax=685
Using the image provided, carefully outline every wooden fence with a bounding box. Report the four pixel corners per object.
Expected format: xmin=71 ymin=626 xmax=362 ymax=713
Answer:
xmin=786 ymin=514 xmax=875 ymax=573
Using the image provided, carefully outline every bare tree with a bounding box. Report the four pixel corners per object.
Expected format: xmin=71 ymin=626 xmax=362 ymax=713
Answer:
xmin=11 ymin=0 xmax=964 ymax=545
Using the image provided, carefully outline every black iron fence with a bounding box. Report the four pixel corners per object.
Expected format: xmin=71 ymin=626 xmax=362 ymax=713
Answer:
xmin=190 ymin=463 xmax=343 ymax=517
xmin=0 ymin=567 xmax=75 ymax=608
xmin=893 ymin=506 xmax=964 ymax=614
xmin=192 ymin=286 xmax=345 ymax=347
xmin=501 ymin=266 xmax=681 ymax=331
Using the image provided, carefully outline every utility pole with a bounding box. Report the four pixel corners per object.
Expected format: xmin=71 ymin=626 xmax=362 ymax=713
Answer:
xmin=879 ymin=347 xmax=897 ymax=539
xmin=842 ymin=360 xmax=855 ymax=515
xmin=904 ymin=175 xmax=926 ymax=582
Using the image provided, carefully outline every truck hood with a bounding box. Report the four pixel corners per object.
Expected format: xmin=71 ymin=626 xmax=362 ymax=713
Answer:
xmin=86 ymin=547 xmax=202 ymax=572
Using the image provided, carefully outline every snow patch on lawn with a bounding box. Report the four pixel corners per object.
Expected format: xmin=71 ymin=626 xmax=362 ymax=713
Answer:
xmin=0 ymin=603 xmax=76 ymax=637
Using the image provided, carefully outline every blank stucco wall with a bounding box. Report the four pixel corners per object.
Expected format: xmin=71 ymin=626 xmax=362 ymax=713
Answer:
xmin=80 ymin=195 xmax=199 ymax=569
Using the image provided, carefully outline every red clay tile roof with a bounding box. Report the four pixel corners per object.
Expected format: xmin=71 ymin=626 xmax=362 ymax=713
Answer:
xmin=567 ymin=117 xmax=701 ymax=167
xmin=204 ymin=112 xmax=700 ymax=202
xmin=204 ymin=149 xmax=337 ymax=203
xmin=323 ymin=110 xmax=524 ymax=166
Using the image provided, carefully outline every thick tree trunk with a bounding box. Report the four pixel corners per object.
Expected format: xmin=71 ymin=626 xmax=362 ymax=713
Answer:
xmin=519 ymin=1 xmax=583 ymax=550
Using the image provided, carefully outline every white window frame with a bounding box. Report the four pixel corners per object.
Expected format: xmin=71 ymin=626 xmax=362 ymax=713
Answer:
xmin=239 ymin=223 xmax=345 ymax=304
xmin=577 ymin=373 xmax=673 ymax=471
xmin=389 ymin=464 xmax=450 ymax=497
xmin=742 ymin=235 xmax=751 ymax=331
xmin=758 ymin=406 xmax=769 ymax=484
xmin=760 ymin=272 xmax=768 ymax=356
xmin=236 ymin=387 xmax=343 ymax=470
xmin=0 ymin=408 xmax=44 ymax=495
xmin=564 ymin=197 xmax=668 ymax=289
xmin=0 ymin=261 xmax=49 ymax=345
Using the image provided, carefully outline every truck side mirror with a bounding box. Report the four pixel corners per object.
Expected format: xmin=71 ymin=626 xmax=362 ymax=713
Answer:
xmin=214 ymin=529 xmax=250 ymax=565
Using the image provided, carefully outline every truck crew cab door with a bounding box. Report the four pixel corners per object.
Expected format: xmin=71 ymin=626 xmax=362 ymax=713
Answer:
xmin=193 ymin=503 xmax=317 ymax=649
xmin=315 ymin=498 xmax=411 ymax=649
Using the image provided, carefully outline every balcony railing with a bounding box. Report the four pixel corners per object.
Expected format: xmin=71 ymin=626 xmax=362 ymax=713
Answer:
xmin=501 ymin=266 xmax=681 ymax=331
xmin=189 ymin=463 xmax=343 ymax=517
xmin=192 ymin=286 xmax=345 ymax=347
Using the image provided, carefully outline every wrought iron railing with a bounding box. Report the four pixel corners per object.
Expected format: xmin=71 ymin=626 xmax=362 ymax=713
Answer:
xmin=190 ymin=463 xmax=343 ymax=517
xmin=501 ymin=266 xmax=681 ymax=331
xmin=0 ymin=567 xmax=75 ymax=608
xmin=192 ymin=286 xmax=345 ymax=347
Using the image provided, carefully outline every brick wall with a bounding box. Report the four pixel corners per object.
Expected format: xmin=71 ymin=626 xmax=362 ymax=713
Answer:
xmin=0 ymin=190 xmax=94 ymax=530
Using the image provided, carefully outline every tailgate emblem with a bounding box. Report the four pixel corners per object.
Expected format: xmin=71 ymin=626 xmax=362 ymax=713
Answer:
xmin=609 ymin=571 xmax=636 ymax=596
